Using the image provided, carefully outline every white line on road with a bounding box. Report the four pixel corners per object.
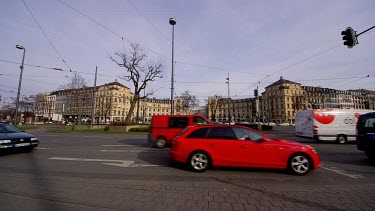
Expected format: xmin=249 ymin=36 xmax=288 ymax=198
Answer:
xmin=48 ymin=157 xmax=134 ymax=167
xmin=320 ymin=165 xmax=363 ymax=179
xmin=100 ymin=149 xmax=159 ymax=153
xmin=102 ymin=144 xmax=134 ymax=147
xmin=48 ymin=157 xmax=159 ymax=168
xmin=37 ymin=147 xmax=51 ymax=150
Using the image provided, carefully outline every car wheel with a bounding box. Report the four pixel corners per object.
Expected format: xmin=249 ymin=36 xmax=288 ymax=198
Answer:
xmin=189 ymin=151 xmax=210 ymax=172
xmin=288 ymin=153 xmax=311 ymax=176
xmin=336 ymin=135 xmax=347 ymax=144
xmin=155 ymin=137 xmax=167 ymax=148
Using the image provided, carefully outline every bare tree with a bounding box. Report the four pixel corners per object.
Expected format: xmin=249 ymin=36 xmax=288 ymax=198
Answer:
xmin=59 ymin=73 xmax=88 ymax=90
xmin=111 ymin=43 xmax=163 ymax=123
xmin=59 ymin=73 xmax=89 ymax=124
xmin=206 ymin=95 xmax=223 ymax=121
xmin=180 ymin=90 xmax=199 ymax=114
xmin=95 ymin=86 xmax=113 ymax=123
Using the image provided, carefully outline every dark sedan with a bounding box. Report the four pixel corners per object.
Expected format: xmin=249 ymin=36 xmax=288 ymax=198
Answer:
xmin=0 ymin=123 xmax=39 ymax=152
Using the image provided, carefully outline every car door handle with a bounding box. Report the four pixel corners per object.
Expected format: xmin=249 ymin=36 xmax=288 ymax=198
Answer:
xmin=240 ymin=145 xmax=248 ymax=148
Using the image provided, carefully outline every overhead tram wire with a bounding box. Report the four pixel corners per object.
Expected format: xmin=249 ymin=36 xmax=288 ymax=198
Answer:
xmin=175 ymin=61 xmax=270 ymax=76
xmin=2 ymin=58 xmax=371 ymax=87
xmin=0 ymin=59 xmax=116 ymax=78
xmin=22 ymin=0 xmax=73 ymax=72
xmin=336 ymin=75 xmax=371 ymax=88
xmin=235 ymin=43 xmax=343 ymax=97
xmin=56 ymin=0 xmax=169 ymax=60
xmin=127 ymin=0 xmax=171 ymax=43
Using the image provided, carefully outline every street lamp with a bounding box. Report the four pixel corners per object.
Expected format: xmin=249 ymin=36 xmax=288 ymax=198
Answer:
xmin=15 ymin=45 xmax=26 ymax=125
xmin=169 ymin=17 xmax=176 ymax=115
xmin=226 ymin=73 xmax=231 ymax=124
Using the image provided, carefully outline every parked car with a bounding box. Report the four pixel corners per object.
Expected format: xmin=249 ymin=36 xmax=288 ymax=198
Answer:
xmin=0 ymin=123 xmax=39 ymax=152
xmin=148 ymin=114 xmax=212 ymax=148
xmin=278 ymin=122 xmax=290 ymax=126
xmin=356 ymin=112 xmax=375 ymax=161
xmin=170 ymin=124 xmax=320 ymax=175
xmin=268 ymin=122 xmax=276 ymax=126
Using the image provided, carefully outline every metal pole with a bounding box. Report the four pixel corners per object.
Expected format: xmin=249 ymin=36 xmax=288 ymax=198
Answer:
xmin=257 ymin=85 xmax=261 ymax=131
xmin=91 ymin=66 xmax=97 ymax=125
xmin=227 ymin=73 xmax=231 ymax=124
xmin=15 ymin=48 xmax=25 ymax=125
xmin=356 ymin=25 xmax=375 ymax=37
xmin=171 ymin=24 xmax=175 ymax=115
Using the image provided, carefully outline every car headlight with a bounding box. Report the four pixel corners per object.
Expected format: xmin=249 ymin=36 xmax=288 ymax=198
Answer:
xmin=0 ymin=140 xmax=11 ymax=144
xmin=30 ymin=137 xmax=38 ymax=141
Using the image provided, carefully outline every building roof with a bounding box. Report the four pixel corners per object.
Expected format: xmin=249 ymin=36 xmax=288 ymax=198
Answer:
xmin=98 ymin=79 xmax=130 ymax=90
xmin=265 ymin=76 xmax=300 ymax=89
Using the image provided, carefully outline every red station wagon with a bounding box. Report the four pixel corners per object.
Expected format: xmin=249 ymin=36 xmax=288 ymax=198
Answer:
xmin=170 ymin=124 xmax=320 ymax=175
xmin=148 ymin=114 xmax=211 ymax=148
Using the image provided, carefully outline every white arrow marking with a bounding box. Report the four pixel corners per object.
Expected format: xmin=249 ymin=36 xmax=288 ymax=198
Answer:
xmin=48 ymin=157 xmax=134 ymax=167
xmin=102 ymin=162 xmax=134 ymax=167
xmin=48 ymin=157 xmax=160 ymax=168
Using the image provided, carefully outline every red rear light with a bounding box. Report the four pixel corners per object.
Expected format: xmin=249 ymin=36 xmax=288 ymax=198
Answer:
xmin=313 ymin=125 xmax=318 ymax=135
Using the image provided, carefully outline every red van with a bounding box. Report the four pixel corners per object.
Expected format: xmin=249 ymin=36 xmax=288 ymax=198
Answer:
xmin=148 ymin=114 xmax=211 ymax=148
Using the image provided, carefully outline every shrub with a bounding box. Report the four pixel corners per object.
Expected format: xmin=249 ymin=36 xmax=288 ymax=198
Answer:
xmin=104 ymin=125 xmax=110 ymax=131
xmin=128 ymin=127 xmax=149 ymax=132
xmin=110 ymin=121 xmax=138 ymax=126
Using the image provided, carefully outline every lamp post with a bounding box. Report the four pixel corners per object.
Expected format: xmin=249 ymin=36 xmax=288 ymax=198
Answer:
xmin=169 ymin=17 xmax=176 ymax=115
xmin=15 ymin=45 xmax=26 ymax=125
xmin=226 ymin=73 xmax=231 ymax=124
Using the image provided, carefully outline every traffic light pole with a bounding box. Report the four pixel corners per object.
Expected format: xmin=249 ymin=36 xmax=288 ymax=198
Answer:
xmin=356 ymin=25 xmax=375 ymax=37
xmin=257 ymin=85 xmax=261 ymax=132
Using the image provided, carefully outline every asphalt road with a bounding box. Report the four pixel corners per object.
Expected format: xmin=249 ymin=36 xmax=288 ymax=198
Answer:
xmin=0 ymin=127 xmax=374 ymax=211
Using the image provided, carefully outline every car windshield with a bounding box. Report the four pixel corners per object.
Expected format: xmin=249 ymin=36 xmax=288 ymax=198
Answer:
xmin=0 ymin=124 xmax=21 ymax=133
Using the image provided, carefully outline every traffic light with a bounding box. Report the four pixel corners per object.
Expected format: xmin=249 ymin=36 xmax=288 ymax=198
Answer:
xmin=254 ymin=89 xmax=258 ymax=97
xmin=341 ymin=27 xmax=358 ymax=48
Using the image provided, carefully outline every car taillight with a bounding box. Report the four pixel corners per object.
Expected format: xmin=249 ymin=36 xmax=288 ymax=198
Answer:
xmin=313 ymin=125 xmax=318 ymax=135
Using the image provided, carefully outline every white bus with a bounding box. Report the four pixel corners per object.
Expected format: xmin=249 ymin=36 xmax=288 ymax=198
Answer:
xmin=295 ymin=109 xmax=374 ymax=144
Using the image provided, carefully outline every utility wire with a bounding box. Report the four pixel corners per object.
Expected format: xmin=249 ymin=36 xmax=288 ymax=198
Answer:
xmin=56 ymin=0 xmax=168 ymax=59
xmin=268 ymin=43 xmax=342 ymax=76
xmin=2 ymin=58 xmax=372 ymax=86
xmin=0 ymin=59 xmax=114 ymax=78
xmin=127 ymin=0 xmax=171 ymax=43
xmin=235 ymin=43 xmax=342 ymax=96
xmin=22 ymin=0 xmax=72 ymax=71
xmin=336 ymin=75 xmax=371 ymax=88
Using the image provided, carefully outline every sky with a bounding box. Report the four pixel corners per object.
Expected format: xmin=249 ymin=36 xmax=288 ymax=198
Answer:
xmin=0 ymin=0 xmax=374 ymax=106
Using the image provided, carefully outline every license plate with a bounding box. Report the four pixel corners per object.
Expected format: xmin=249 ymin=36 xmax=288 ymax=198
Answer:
xmin=14 ymin=143 xmax=30 ymax=147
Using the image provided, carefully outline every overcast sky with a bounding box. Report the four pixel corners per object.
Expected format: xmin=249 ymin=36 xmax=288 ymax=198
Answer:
xmin=1 ymin=0 xmax=374 ymax=106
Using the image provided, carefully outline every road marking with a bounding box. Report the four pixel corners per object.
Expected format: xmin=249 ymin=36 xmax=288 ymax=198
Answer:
xmin=129 ymin=164 xmax=161 ymax=167
xmin=102 ymin=144 xmax=134 ymax=147
xmin=37 ymin=147 xmax=51 ymax=150
xmin=320 ymin=165 xmax=363 ymax=179
xmin=100 ymin=149 xmax=160 ymax=153
xmin=48 ymin=157 xmax=160 ymax=168
xmin=49 ymin=157 xmax=134 ymax=167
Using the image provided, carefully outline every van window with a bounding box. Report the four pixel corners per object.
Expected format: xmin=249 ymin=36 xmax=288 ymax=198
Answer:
xmin=193 ymin=116 xmax=209 ymax=125
xmin=169 ymin=117 xmax=189 ymax=128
